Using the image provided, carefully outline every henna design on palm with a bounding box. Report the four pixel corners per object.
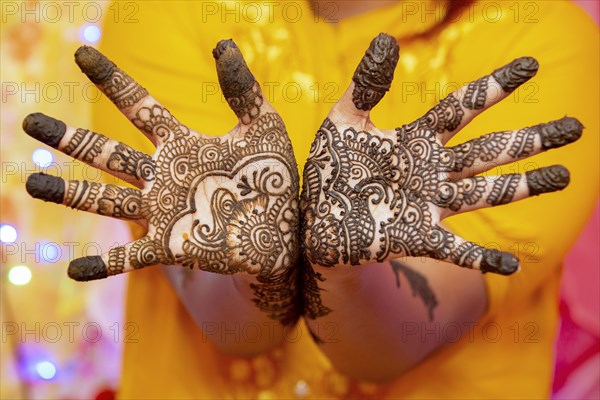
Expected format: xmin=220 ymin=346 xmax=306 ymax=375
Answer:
xmin=300 ymin=33 xmax=583 ymax=317
xmin=24 ymin=41 xmax=300 ymax=325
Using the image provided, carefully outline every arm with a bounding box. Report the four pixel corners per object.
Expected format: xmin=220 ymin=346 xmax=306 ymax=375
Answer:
xmin=305 ymin=258 xmax=486 ymax=381
xmin=300 ymin=34 xmax=583 ymax=380
xmin=23 ymin=41 xmax=301 ymax=356
xmin=160 ymin=267 xmax=294 ymax=356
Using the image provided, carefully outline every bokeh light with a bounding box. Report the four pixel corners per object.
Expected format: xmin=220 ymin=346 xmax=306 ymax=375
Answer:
xmin=8 ymin=265 xmax=32 ymax=286
xmin=81 ymin=24 xmax=101 ymax=44
xmin=38 ymin=241 xmax=61 ymax=263
xmin=0 ymin=224 xmax=18 ymax=243
xmin=32 ymin=148 xmax=54 ymax=168
xmin=35 ymin=361 xmax=57 ymax=380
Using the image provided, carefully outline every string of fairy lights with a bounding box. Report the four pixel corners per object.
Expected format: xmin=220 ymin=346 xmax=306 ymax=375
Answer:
xmin=1 ymin=23 xmax=103 ymax=388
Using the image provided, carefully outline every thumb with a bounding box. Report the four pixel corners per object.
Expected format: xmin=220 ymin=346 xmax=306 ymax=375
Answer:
xmin=213 ymin=39 xmax=266 ymax=126
xmin=335 ymin=33 xmax=399 ymax=120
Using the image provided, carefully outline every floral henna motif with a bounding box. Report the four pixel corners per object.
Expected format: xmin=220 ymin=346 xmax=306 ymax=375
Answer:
xmin=302 ymin=117 xmax=454 ymax=270
xmin=301 ymin=113 xmax=576 ymax=278
xmin=24 ymin=42 xmax=301 ymax=325
xmin=97 ymin=185 xmax=142 ymax=219
xmin=107 ymin=143 xmax=155 ymax=181
xmin=435 ymin=179 xmax=486 ymax=212
xmin=132 ymin=105 xmax=190 ymax=140
xmin=300 ymin=38 xmax=584 ymax=318
xmin=26 ymin=110 xmax=301 ymax=323
xmin=125 ymin=111 xmax=300 ymax=323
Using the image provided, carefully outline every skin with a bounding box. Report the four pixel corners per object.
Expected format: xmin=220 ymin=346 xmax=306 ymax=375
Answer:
xmin=299 ymin=33 xmax=582 ymax=380
xmin=24 ymin=41 xmax=301 ymax=354
xmin=24 ymin=33 xmax=583 ymax=376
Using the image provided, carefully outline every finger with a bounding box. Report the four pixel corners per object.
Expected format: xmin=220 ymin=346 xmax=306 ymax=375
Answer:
xmin=213 ymin=39 xmax=267 ymax=125
xmin=23 ymin=113 xmax=155 ymax=188
xmin=333 ymin=33 xmax=399 ymax=119
xmin=417 ymin=226 xmax=520 ymax=275
xmin=68 ymin=236 xmax=163 ymax=281
xmin=26 ymin=173 xmax=143 ymax=221
xmin=445 ymin=117 xmax=583 ymax=179
xmin=434 ymin=165 xmax=570 ymax=217
xmin=419 ymin=57 xmax=539 ymax=144
xmin=74 ymin=46 xmax=189 ymax=145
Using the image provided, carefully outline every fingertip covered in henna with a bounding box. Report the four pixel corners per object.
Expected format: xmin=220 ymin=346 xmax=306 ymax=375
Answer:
xmin=491 ymin=56 xmax=539 ymax=93
xmin=26 ymin=173 xmax=65 ymax=203
xmin=480 ymin=250 xmax=520 ymax=275
xmin=23 ymin=113 xmax=66 ymax=148
xmin=68 ymin=256 xmax=108 ymax=281
xmin=212 ymin=38 xmax=237 ymax=59
xmin=540 ymin=117 xmax=584 ymax=150
xmin=74 ymin=45 xmax=115 ymax=84
xmin=526 ymin=165 xmax=570 ymax=196
xmin=213 ymin=38 xmax=255 ymax=96
xmin=213 ymin=39 xmax=263 ymax=124
xmin=352 ymin=33 xmax=400 ymax=111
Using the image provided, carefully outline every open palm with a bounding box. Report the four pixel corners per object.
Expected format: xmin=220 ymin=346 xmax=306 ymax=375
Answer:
xmin=24 ymin=41 xmax=299 ymax=321
xmin=301 ymin=34 xmax=582 ymax=275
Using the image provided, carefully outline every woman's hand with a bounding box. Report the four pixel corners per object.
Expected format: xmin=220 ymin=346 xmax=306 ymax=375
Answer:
xmin=301 ymin=33 xmax=583 ymax=280
xmin=23 ymin=41 xmax=300 ymax=322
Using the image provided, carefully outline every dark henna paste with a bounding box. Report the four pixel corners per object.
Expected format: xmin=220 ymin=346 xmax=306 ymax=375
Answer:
xmin=213 ymin=39 xmax=263 ymax=123
xmin=107 ymin=143 xmax=155 ymax=181
xmin=74 ymin=45 xmax=115 ymax=84
xmin=23 ymin=113 xmax=66 ymax=148
xmin=107 ymin=247 xmax=126 ymax=275
xmin=434 ymin=179 xmax=486 ymax=211
xmin=68 ymin=256 xmax=108 ymax=281
xmin=449 ymin=130 xmax=509 ymax=172
xmin=462 ymin=76 xmax=489 ymax=110
xmin=491 ymin=57 xmax=539 ymax=93
xmin=526 ymin=165 xmax=569 ymax=196
xmin=26 ymin=173 xmax=64 ymax=203
xmin=480 ymin=250 xmax=519 ymax=275
xmin=539 ymin=117 xmax=584 ymax=150
xmin=300 ymin=45 xmax=580 ymax=315
xmin=352 ymin=33 xmax=399 ymax=111
xmin=390 ymin=261 xmax=438 ymax=321
xmin=75 ymin=45 xmax=301 ymax=323
xmin=422 ymin=95 xmax=464 ymax=133
xmin=75 ymin=46 xmax=148 ymax=109
xmin=508 ymin=128 xmax=536 ymax=158
xmin=486 ymin=174 xmax=521 ymax=206
xmin=299 ymin=258 xmax=331 ymax=319
xmin=63 ymin=128 xmax=108 ymax=163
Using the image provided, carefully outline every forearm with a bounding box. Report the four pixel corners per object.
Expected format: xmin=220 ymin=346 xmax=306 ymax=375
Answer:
xmin=161 ymin=265 xmax=296 ymax=356
xmin=304 ymin=258 xmax=487 ymax=382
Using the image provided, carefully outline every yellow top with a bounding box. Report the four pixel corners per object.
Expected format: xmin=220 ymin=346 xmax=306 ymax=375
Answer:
xmin=92 ymin=1 xmax=599 ymax=398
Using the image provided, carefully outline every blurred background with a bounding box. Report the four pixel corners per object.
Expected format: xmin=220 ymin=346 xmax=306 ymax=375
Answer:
xmin=1 ymin=1 xmax=598 ymax=399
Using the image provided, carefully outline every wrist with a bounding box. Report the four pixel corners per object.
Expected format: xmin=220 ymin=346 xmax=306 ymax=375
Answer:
xmin=308 ymin=260 xmax=372 ymax=286
xmin=231 ymin=272 xmax=259 ymax=297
